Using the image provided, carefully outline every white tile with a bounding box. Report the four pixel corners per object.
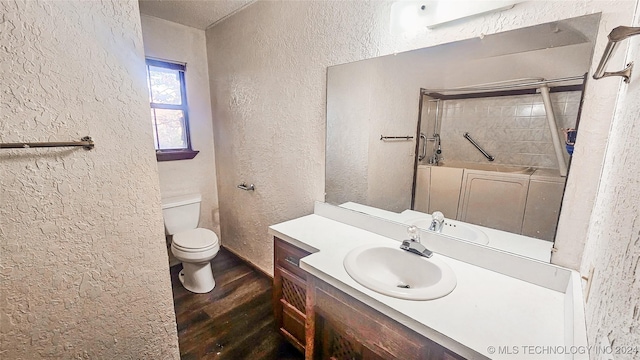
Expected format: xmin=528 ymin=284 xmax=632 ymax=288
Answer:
xmin=550 ymin=101 xmax=565 ymax=115
xmin=551 ymin=92 xmax=568 ymax=102
xmin=516 ymin=104 xmax=532 ymax=116
xmin=531 ymin=103 xmax=546 ymax=116
xmin=566 ymin=91 xmax=582 ymax=102
xmin=565 ymin=102 xmax=580 ymax=117
xmin=503 ymin=97 xmax=525 ymax=106
xmin=514 ymin=117 xmax=530 ymax=128
xmin=530 ymin=116 xmax=548 ymax=129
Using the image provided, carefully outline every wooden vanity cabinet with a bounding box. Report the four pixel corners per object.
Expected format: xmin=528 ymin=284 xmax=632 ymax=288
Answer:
xmin=306 ymin=276 xmax=466 ymax=360
xmin=274 ymin=237 xmax=312 ymax=353
xmin=273 ymin=237 xmax=466 ymax=360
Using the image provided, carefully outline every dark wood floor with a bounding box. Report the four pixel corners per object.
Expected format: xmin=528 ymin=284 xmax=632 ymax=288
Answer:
xmin=170 ymin=248 xmax=304 ymax=360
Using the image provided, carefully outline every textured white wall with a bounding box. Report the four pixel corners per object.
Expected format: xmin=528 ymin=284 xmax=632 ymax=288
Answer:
xmin=140 ymin=15 xmax=220 ymax=236
xmin=0 ymin=1 xmax=179 ymax=358
xmin=206 ymin=0 xmax=635 ymax=274
xmin=552 ymin=3 xmax=637 ymax=270
xmin=580 ymin=3 xmax=640 ymax=356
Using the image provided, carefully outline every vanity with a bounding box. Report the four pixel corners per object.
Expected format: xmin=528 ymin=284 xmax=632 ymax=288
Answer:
xmin=289 ymin=13 xmax=600 ymax=360
xmin=269 ymin=202 xmax=588 ymax=360
xmin=273 ymin=237 xmax=460 ymax=359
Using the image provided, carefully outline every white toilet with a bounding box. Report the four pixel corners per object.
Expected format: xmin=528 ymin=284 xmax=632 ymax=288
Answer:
xmin=162 ymin=194 xmax=219 ymax=294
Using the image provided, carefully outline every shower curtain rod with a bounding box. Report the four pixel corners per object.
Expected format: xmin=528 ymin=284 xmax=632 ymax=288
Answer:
xmin=422 ymin=75 xmax=585 ymax=95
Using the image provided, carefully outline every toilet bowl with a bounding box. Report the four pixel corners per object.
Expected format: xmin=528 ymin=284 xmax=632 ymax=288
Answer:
xmin=171 ymin=228 xmax=219 ymax=293
xmin=162 ymin=194 xmax=219 ymax=294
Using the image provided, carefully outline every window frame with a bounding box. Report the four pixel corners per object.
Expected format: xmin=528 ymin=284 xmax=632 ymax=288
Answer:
xmin=146 ymin=58 xmax=199 ymax=161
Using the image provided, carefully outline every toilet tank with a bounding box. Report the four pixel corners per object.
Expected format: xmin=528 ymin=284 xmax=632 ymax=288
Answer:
xmin=161 ymin=194 xmax=202 ymax=235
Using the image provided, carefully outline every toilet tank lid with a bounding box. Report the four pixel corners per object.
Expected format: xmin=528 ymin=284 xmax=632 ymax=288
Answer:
xmin=161 ymin=194 xmax=202 ymax=209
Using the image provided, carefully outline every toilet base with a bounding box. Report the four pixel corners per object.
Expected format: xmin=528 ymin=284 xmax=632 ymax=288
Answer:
xmin=179 ymin=261 xmax=216 ymax=293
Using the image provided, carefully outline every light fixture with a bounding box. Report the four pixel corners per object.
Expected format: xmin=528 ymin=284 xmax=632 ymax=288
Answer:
xmin=390 ymin=0 xmax=522 ymax=35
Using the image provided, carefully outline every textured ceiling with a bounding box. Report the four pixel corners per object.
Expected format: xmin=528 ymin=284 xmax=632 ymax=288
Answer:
xmin=138 ymin=0 xmax=255 ymax=29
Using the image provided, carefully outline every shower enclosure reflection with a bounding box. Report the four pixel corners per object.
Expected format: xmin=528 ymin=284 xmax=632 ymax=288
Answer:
xmin=325 ymin=14 xmax=600 ymax=251
xmin=415 ymin=76 xmax=585 ymax=240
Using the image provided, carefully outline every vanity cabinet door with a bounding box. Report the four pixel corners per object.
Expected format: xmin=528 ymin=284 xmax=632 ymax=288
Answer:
xmin=274 ymin=237 xmax=311 ymax=354
xmin=317 ymin=317 xmax=386 ymax=360
xmin=278 ymin=269 xmax=307 ymax=346
xmin=307 ymin=276 xmax=466 ymax=360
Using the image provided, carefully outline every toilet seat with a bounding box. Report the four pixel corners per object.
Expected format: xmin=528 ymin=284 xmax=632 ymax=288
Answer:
xmin=172 ymin=243 xmax=218 ymax=253
xmin=172 ymin=228 xmax=218 ymax=252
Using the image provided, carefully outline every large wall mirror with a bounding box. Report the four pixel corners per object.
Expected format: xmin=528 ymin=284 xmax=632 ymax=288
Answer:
xmin=325 ymin=14 xmax=601 ymax=260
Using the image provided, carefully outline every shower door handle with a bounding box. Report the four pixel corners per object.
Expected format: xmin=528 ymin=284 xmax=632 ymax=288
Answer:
xmin=418 ymin=133 xmax=427 ymax=161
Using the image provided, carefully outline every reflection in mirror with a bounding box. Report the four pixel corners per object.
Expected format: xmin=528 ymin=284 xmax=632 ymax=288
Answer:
xmin=325 ymin=14 xmax=601 ymax=260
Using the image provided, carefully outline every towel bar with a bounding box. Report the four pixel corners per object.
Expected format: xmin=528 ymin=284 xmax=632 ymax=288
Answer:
xmin=0 ymin=136 xmax=94 ymax=150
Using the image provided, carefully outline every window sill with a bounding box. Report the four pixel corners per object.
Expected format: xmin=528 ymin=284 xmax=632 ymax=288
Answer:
xmin=156 ymin=149 xmax=199 ymax=162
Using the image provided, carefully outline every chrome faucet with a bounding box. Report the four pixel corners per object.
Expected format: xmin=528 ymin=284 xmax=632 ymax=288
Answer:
xmin=400 ymin=225 xmax=433 ymax=258
xmin=428 ymin=211 xmax=445 ymax=233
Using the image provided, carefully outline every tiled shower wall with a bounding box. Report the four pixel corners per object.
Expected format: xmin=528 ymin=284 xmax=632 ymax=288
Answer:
xmin=421 ymin=91 xmax=581 ymax=169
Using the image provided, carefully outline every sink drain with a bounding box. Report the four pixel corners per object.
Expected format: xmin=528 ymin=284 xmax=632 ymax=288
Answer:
xmin=397 ymin=283 xmax=411 ymax=289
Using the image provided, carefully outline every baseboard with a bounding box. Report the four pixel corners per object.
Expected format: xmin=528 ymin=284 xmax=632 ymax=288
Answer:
xmin=222 ymin=245 xmax=274 ymax=279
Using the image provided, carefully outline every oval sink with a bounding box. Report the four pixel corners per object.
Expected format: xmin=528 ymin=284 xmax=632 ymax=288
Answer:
xmin=344 ymin=245 xmax=456 ymax=300
xmin=405 ymin=218 xmax=490 ymax=245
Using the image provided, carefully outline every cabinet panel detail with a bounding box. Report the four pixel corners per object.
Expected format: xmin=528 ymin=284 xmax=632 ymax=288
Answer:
xmin=282 ymin=304 xmax=306 ymax=348
xmin=323 ymin=322 xmax=361 ymax=360
xmin=282 ymin=272 xmax=307 ymax=314
xmin=274 ymin=238 xmax=310 ymax=355
xmin=311 ymin=278 xmax=431 ymax=359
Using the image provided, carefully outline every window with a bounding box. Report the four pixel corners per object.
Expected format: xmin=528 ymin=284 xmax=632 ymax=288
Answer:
xmin=146 ymin=59 xmax=198 ymax=161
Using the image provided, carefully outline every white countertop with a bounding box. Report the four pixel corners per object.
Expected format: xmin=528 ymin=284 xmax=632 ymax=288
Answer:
xmin=339 ymin=202 xmax=554 ymax=262
xmin=269 ymin=214 xmax=570 ymax=360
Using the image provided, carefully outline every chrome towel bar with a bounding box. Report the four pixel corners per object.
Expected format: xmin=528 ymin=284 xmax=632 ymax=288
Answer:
xmin=593 ymin=26 xmax=640 ymax=83
xmin=0 ymin=136 xmax=94 ymax=150
xmin=380 ymin=135 xmax=414 ymax=141
xmin=463 ymin=132 xmax=494 ymax=162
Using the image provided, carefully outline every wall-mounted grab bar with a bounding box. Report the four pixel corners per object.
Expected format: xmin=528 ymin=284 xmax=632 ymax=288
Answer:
xmin=418 ymin=133 xmax=427 ymax=160
xmin=593 ymin=26 xmax=640 ymax=83
xmin=0 ymin=136 xmax=94 ymax=150
xmin=463 ymin=132 xmax=494 ymax=162
xmin=380 ymin=135 xmax=414 ymax=141
xmin=237 ymin=183 xmax=255 ymax=191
